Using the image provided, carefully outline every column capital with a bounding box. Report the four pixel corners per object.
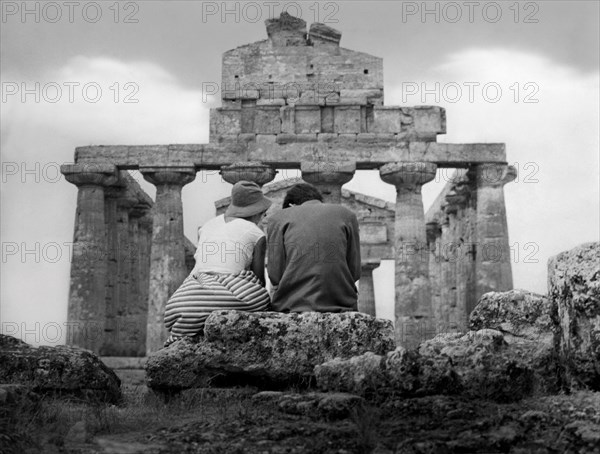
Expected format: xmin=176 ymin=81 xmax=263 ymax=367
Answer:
xmin=140 ymin=166 xmax=196 ymax=186
xmin=220 ymin=161 xmax=277 ymax=187
xmin=469 ymin=163 xmax=516 ymax=187
xmin=300 ymin=161 xmax=356 ymax=186
xmin=379 ymin=162 xmax=437 ymax=188
xmin=61 ymin=163 xmax=119 ymax=187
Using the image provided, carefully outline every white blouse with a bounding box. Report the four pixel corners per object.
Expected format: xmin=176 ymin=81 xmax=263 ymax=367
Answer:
xmin=192 ymin=215 xmax=264 ymax=275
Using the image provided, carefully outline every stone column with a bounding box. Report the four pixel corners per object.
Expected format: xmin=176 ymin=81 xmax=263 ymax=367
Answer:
xmin=470 ymin=164 xmax=516 ymax=300
xmin=426 ymin=220 xmax=442 ymax=333
xmin=379 ymin=162 xmax=437 ymax=347
xmin=220 ymin=161 xmax=277 ymax=187
xmin=61 ymin=163 xmax=118 ymax=352
xmin=444 ymin=189 xmax=469 ymax=330
xmin=438 ymin=210 xmax=455 ymax=331
xmin=301 ymin=161 xmax=356 ymax=204
xmin=136 ymin=214 xmax=153 ymax=355
xmin=358 ymin=260 xmax=380 ymax=316
xmin=141 ymin=166 xmax=196 ymax=354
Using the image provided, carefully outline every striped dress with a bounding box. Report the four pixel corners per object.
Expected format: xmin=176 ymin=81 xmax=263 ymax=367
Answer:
xmin=164 ymin=270 xmax=270 ymax=346
xmin=163 ymin=215 xmax=270 ymax=347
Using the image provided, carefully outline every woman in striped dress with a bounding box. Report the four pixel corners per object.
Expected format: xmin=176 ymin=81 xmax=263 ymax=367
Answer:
xmin=163 ymin=181 xmax=273 ymax=347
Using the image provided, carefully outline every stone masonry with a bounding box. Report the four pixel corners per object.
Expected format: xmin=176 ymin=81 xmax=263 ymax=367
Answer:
xmin=62 ymin=13 xmax=512 ymax=352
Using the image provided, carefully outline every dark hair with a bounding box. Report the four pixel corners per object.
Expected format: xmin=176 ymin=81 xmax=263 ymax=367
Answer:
xmin=282 ymin=183 xmax=323 ymax=208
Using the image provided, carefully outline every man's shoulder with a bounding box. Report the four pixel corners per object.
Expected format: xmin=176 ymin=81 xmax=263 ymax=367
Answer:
xmin=320 ymin=203 xmax=358 ymax=220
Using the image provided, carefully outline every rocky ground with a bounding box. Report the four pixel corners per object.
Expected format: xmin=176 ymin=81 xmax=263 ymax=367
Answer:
xmin=2 ymin=385 xmax=599 ymax=454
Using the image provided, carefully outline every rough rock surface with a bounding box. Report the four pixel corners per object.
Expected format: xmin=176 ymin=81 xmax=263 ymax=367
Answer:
xmin=317 ymin=328 xmax=557 ymax=402
xmin=549 ymin=241 xmax=600 ymax=390
xmin=146 ymin=310 xmax=395 ymax=392
xmin=468 ymin=289 xmax=560 ymax=394
xmin=0 ymin=334 xmax=121 ymax=403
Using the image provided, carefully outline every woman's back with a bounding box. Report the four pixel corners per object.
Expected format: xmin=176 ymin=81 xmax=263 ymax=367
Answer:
xmin=192 ymin=214 xmax=264 ymax=274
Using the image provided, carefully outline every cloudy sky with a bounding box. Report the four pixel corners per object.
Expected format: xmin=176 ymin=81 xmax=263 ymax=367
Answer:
xmin=2 ymin=1 xmax=599 ymax=345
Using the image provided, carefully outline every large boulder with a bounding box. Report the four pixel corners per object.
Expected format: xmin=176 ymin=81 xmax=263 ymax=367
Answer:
xmin=549 ymin=242 xmax=600 ymax=390
xmin=316 ymin=328 xmax=553 ymax=402
xmin=145 ymin=310 xmax=395 ymax=392
xmin=0 ymin=334 xmax=121 ymax=403
xmin=468 ymin=289 xmax=560 ymax=394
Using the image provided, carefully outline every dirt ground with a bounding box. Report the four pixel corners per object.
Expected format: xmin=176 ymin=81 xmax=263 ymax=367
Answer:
xmin=3 ymin=386 xmax=599 ymax=454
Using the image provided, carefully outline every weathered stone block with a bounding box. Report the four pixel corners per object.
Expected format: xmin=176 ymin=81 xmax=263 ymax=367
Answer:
xmin=338 ymin=133 xmax=357 ymax=142
xmin=413 ymin=106 xmax=446 ymax=138
xmin=360 ymin=223 xmax=388 ymax=244
xmin=241 ymin=101 xmax=256 ymax=133
xmin=255 ymin=106 xmax=281 ymax=134
xmin=237 ymin=133 xmax=256 ymax=143
xmin=257 ymin=98 xmax=286 ymax=106
xmin=549 ymin=242 xmax=600 ymax=391
xmin=280 ymin=106 xmax=295 ymax=134
xmin=321 ymin=106 xmax=334 ymax=133
xmin=370 ymin=107 xmax=402 ymax=133
xmin=0 ymin=335 xmax=121 ymax=403
xmin=334 ymin=106 xmax=361 ymax=133
xmin=209 ymin=108 xmax=241 ymax=138
xmin=339 ymin=89 xmax=383 ymax=105
xmin=469 ymin=290 xmax=560 ymax=394
xmin=295 ymin=106 xmax=321 ymax=134
xmin=145 ymin=311 xmax=395 ymax=391
xmin=357 ymin=133 xmax=376 ymax=143
xmin=317 ymin=133 xmax=339 ymax=142
xmin=277 ymin=133 xmax=317 ymax=143
xmin=470 ymin=290 xmax=557 ymax=345
xmin=308 ymin=22 xmax=341 ymax=46
xmin=256 ymin=134 xmax=277 ymax=144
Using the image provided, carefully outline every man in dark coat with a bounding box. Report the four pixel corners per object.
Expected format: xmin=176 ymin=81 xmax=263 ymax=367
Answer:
xmin=266 ymin=182 xmax=361 ymax=312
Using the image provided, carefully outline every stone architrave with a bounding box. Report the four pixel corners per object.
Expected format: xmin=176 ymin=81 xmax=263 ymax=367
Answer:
xmin=380 ymin=162 xmax=437 ymax=347
xmin=220 ymin=161 xmax=277 ymax=187
xmin=300 ymin=161 xmax=356 ymax=204
xmin=471 ymin=164 xmax=516 ymax=299
xmin=61 ymin=163 xmax=119 ymax=353
xmin=358 ymin=261 xmax=380 ymax=316
xmin=141 ymin=166 xmax=196 ymax=354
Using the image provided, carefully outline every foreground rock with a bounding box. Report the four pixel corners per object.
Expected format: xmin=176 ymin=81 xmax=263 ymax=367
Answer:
xmin=468 ymin=289 xmax=560 ymax=394
xmin=317 ymin=289 xmax=563 ymax=401
xmin=549 ymin=241 xmax=600 ymax=391
xmin=0 ymin=334 xmax=121 ymax=403
xmin=146 ymin=310 xmax=395 ymax=392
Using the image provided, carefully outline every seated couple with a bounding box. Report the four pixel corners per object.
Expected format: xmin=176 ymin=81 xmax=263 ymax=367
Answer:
xmin=164 ymin=180 xmax=361 ymax=347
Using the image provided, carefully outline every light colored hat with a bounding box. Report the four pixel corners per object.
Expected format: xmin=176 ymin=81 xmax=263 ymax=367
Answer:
xmin=225 ymin=181 xmax=272 ymax=218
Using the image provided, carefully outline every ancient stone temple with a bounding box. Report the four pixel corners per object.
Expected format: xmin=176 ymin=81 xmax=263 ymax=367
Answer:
xmin=61 ymin=13 xmax=513 ymax=353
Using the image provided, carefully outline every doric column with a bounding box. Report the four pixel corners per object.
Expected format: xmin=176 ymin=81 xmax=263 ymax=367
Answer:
xmin=444 ymin=189 xmax=469 ymax=330
xmin=220 ymin=161 xmax=277 ymax=187
xmin=61 ymin=163 xmax=119 ymax=352
xmin=379 ymin=162 xmax=437 ymax=347
xmin=426 ymin=220 xmax=442 ymax=332
xmin=358 ymin=260 xmax=380 ymax=316
xmin=301 ymin=161 xmax=355 ymax=204
xmin=438 ymin=210 xmax=455 ymax=330
xmin=141 ymin=166 xmax=196 ymax=354
xmin=470 ymin=164 xmax=516 ymax=300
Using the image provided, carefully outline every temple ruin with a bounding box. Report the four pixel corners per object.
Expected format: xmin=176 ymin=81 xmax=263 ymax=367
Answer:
xmin=61 ymin=13 xmax=514 ymax=354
